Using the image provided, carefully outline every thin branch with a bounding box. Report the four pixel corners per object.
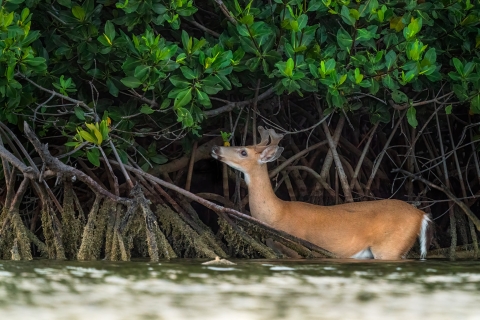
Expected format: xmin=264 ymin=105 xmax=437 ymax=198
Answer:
xmin=185 ymin=18 xmax=221 ymax=37
xmin=365 ymin=110 xmax=406 ymax=195
xmin=388 ymin=92 xmax=454 ymax=111
xmin=185 ymin=141 xmax=198 ymax=191
xmin=350 ymin=122 xmax=379 ymax=190
xmin=16 ymin=73 xmax=91 ymax=111
xmin=214 ymin=0 xmax=237 ymax=25
xmin=393 ymin=169 xmax=480 ymax=232
xmin=285 ymin=166 xmax=336 ymax=197
xmin=57 ymin=142 xmax=89 ymax=159
xmin=109 ymin=140 xmax=134 ymax=190
xmin=269 ymin=140 xmax=328 ymax=178
xmin=23 ymin=122 xmax=130 ymax=205
xmin=204 ymin=87 xmax=275 ymax=118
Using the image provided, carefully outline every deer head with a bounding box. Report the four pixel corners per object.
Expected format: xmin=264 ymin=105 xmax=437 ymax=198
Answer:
xmin=211 ymin=126 xmax=285 ymax=177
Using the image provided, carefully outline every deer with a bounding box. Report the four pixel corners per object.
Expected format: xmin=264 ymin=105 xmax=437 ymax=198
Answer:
xmin=211 ymin=126 xmax=432 ymax=260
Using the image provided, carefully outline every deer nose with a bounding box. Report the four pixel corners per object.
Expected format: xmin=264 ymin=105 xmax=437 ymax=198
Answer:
xmin=212 ymin=145 xmax=220 ymax=154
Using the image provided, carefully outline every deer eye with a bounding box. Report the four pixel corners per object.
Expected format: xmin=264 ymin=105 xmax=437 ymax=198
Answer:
xmin=240 ymin=150 xmax=248 ymax=157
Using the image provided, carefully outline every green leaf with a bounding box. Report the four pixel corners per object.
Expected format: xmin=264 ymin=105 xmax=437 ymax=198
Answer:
xmin=356 ymin=26 xmax=378 ymax=42
xmin=74 ymin=106 xmax=85 ymax=120
xmin=285 ymin=58 xmax=294 ymax=77
xmin=452 ymin=58 xmax=464 ymax=76
xmin=106 ymin=78 xmax=119 ymax=97
xmin=72 ymin=6 xmax=86 ymax=21
xmin=180 ymin=66 xmax=196 ymax=80
xmin=105 ymin=21 xmax=116 ymax=42
xmin=407 ymin=106 xmax=418 ymax=128
xmin=463 ymin=62 xmax=475 ymax=77
xmin=176 ymin=107 xmax=194 ymax=127
xmin=65 ymin=142 xmax=79 ymax=147
xmin=117 ymin=149 xmax=128 ymax=164
xmin=337 ymin=29 xmax=353 ymax=53
xmin=403 ymin=17 xmax=422 ymax=40
xmin=423 ymin=48 xmax=436 ymax=65
xmin=445 ymin=105 xmax=452 ymax=115
xmin=341 ymin=6 xmax=356 ymax=26
xmin=57 ymin=0 xmax=72 ymax=7
xmin=471 ymin=94 xmax=480 ymax=114
xmin=78 ymin=129 xmax=97 ymax=144
xmin=150 ymin=155 xmax=168 ymax=165
xmin=87 ymin=148 xmax=100 ymax=167
xmin=354 ymin=68 xmax=363 ymax=84
xmin=174 ymin=88 xmax=192 ymax=109
xmin=170 ymin=75 xmax=191 ymax=88
xmin=134 ymin=65 xmax=150 ymax=80
xmin=99 ymin=120 xmax=109 ymax=140
xmin=392 ymin=90 xmax=408 ymax=104
xmin=385 ymin=50 xmax=396 ymax=70
xmin=140 ymin=105 xmax=155 ymax=114
xmin=181 ymin=30 xmax=190 ymax=52
xmin=120 ymin=77 xmax=142 ymax=88
xmin=196 ymin=89 xmax=211 ymax=107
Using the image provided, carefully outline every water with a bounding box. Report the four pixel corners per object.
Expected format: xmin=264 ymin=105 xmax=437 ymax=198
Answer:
xmin=0 ymin=259 xmax=479 ymax=320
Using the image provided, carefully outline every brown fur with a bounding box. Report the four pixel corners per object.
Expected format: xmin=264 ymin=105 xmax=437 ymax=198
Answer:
xmin=212 ymin=143 xmax=428 ymax=260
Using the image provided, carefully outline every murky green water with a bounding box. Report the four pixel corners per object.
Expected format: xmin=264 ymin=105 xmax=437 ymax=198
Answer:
xmin=0 ymin=259 xmax=479 ymax=319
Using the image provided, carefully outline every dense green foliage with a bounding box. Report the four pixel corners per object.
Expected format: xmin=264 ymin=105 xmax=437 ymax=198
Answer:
xmin=0 ymin=0 xmax=479 ymax=165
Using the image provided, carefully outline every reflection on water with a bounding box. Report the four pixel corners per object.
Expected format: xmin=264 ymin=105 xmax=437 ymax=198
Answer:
xmin=0 ymin=259 xmax=479 ymax=319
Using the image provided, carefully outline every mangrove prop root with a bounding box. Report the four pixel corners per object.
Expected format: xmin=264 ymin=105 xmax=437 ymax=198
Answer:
xmin=77 ymin=195 xmax=103 ymax=260
xmin=131 ymin=184 xmax=177 ymax=261
xmin=176 ymin=196 xmax=228 ymax=257
xmin=8 ymin=177 xmax=32 ymax=260
xmin=156 ymin=205 xmax=218 ymax=259
xmin=219 ymin=212 xmax=278 ymax=259
xmin=103 ymin=203 xmax=118 ymax=260
xmin=62 ymin=180 xmax=84 ymax=259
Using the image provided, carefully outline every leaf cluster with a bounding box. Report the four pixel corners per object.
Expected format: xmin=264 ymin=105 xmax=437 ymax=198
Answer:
xmin=0 ymin=0 xmax=479 ymax=166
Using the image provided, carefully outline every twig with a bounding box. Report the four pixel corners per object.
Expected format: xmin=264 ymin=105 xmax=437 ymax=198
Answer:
xmin=78 ymin=159 xmax=108 ymax=190
xmin=185 ymin=18 xmax=221 ymax=37
xmin=185 ymin=141 xmax=198 ymax=192
xmin=285 ymin=166 xmax=336 ymax=197
xmin=57 ymin=142 xmax=89 ymax=159
xmin=16 ymin=73 xmax=91 ymax=111
xmin=389 ymin=92 xmax=454 ymax=111
xmin=148 ymin=136 xmax=222 ymax=176
xmin=435 ymin=110 xmax=456 ymax=260
xmin=393 ymin=169 xmax=480 ymax=232
xmin=214 ymin=0 xmax=237 ymax=25
xmin=314 ymin=96 xmax=353 ymax=202
xmin=99 ymin=146 xmax=120 ymax=196
xmin=447 ymin=115 xmax=478 ymax=257
xmin=350 ymin=122 xmax=379 ymax=190
xmin=204 ymin=87 xmax=275 ymax=118
xmin=23 ymin=122 xmax=130 ymax=204
xmin=252 ymin=79 xmax=261 ymax=145
xmin=269 ymin=140 xmax=328 ymax=178
xmin=365 ymin=110 xmax=406 ymax=195
xmin=109 ymin=140 xmax=134 ymax=190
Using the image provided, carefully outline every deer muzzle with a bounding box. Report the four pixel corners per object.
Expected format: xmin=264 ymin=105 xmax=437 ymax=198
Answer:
xmin=211 ymin=145 xmax=223 ymax=160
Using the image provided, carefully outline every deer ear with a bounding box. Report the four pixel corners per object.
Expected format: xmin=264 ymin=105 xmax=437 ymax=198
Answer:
xmin=259 ymin=146 xmax=284 ymax=164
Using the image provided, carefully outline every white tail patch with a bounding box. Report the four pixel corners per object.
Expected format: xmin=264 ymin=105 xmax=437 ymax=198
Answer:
xmin=351 ymin=248 xmax=374 ymax=259
xmin=419 ymin=214 xmax=431 ymax=260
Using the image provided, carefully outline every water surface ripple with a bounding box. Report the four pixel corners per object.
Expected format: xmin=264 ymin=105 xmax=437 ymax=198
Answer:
xmin=0 ymin=259 xmax=479 ymax=319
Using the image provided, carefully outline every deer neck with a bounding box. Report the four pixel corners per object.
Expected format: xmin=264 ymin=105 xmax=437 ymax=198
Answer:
xmin=244 ymin=164 xmax=284 ymax=225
